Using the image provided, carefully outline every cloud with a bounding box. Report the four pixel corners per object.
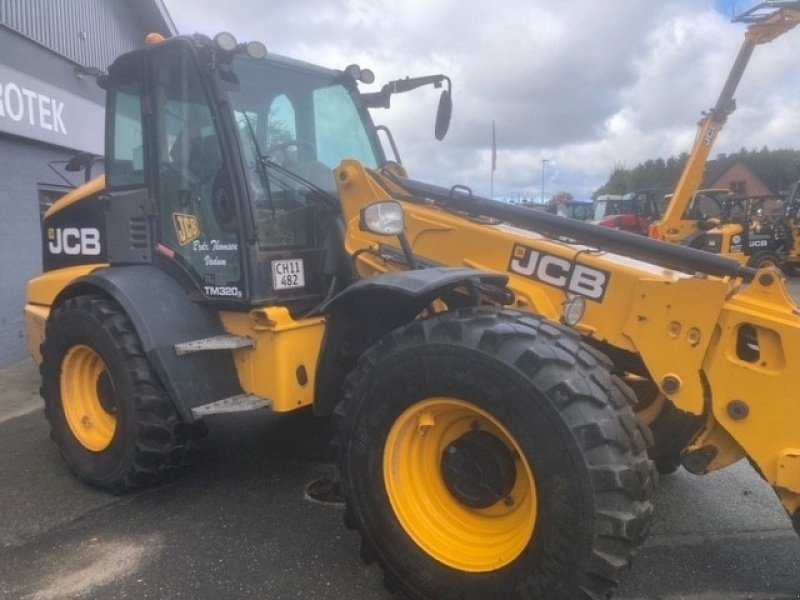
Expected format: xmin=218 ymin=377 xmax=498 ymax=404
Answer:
xmin=163 ymin=0 xmax=800 ymax=200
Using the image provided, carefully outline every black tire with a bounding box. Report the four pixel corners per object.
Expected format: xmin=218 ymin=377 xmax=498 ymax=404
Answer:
xmin=336 ymin=307 xmax=656 ymax=600
xmin=628 ymin=380 xmax=701 ymax=475
xmin=40 ymin=294 xmax=204 ymax=492
xmin=747 ymin=251 xmax=782 ymax=271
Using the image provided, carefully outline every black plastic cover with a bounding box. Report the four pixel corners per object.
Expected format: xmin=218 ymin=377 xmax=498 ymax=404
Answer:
xmin=76 ymin=265 xmax=243 ymax=421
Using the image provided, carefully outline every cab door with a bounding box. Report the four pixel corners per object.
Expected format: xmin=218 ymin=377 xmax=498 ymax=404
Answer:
xmin=150 ymin=42 xmax=247 ymax=302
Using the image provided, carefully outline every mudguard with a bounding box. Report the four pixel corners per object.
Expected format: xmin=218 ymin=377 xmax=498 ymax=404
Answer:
xmin=313 ymin=267 xmax=509 ymax=416
xmin=65 ymin=265 xmax=242 ymax=422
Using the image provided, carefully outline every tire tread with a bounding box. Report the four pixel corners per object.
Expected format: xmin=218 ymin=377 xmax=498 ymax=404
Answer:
xmin=335 ymin=307 xmax=656 ymax=600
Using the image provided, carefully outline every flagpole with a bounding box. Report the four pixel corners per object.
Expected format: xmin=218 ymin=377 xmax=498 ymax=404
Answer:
xmin=490 ymin=120 xmax=496 ymax=198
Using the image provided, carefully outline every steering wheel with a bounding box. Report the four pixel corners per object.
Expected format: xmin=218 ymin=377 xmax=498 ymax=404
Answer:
xmin=266 ymin=139 xmax=335 ymax=191
xmin=211 ymin=168 xmax=238 ymax=232
xmin=266 ymin=139 xmax=316 ymax=165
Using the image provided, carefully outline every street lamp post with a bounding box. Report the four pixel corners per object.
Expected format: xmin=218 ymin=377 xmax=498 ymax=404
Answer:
xmin=541 ymin=159 xmax=549 ymax=204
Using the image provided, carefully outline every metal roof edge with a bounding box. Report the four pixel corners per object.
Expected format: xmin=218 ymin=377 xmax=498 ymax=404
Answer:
xmin=129 ymin=0 xmax=179 ymax=36
xmin=152 ymin=0 xmax=179 ymax=35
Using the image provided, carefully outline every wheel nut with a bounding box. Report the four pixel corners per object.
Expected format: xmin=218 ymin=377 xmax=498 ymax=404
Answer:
xmin=417 ymin=411 xmax=435 ymax=433
xmin=662 ymin=375 xmax=681 ymax=395
xmin=727 ymin=399 xmax=749 ymax=421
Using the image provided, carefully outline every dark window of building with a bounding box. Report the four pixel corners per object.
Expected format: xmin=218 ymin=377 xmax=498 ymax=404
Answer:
xmin=36 ymin=185 xmax=71 ymax=219
xmin=730 ymin=180 xmax=747 ymax=196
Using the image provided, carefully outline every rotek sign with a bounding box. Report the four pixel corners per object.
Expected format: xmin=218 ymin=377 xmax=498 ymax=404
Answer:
xmin=0 ymin=82 xmax=67 ymax=134
xmin=0 ymin=65 xmax=103 ymax=154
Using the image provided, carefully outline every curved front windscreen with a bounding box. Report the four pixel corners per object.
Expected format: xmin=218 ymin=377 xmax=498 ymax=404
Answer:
xmin=225 ymin=57 xmax=380 ymax=196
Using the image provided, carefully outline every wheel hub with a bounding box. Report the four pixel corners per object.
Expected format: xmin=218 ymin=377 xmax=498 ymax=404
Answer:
xmin=61 ymin=345 xmax=117 ymax=451
xmin=384 ymin=397 xmax=537 ymax=572
xmin=441 ymin=430 xmax=516 ymax=508
xmin=96 ymin=371 xmax=117 ymax=414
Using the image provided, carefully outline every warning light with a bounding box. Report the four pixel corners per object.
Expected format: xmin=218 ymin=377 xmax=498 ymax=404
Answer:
xmin=145 ymin=32 xmax=166 ymax=45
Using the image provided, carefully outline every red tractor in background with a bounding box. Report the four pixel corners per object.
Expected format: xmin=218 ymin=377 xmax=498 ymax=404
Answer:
xmin=593 ymin=188 xmax=666 ymax=235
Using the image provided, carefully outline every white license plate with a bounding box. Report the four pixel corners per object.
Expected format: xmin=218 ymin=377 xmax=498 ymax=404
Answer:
xmin=271 ymin=259 xmax=305 ymax=290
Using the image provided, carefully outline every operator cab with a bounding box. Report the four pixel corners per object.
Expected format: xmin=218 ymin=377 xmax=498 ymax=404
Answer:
xmin=104 ymin=33 xmax=383 ymax=313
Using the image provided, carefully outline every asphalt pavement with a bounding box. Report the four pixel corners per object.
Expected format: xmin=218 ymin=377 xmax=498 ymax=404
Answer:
xmin=2 ymin=280 xmax=800 ymax=599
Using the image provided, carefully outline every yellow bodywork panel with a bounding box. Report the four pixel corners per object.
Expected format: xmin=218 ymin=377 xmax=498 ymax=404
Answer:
xmin=777 ymin=450 xmax=800 ymax=495
xmin=24 ymin=304 xmax=49 ymax=364
xmin=703 ymin=272 xmax=800 ymax=502
xmin=25 ymin=264 xmax=109 ymax=364
xmin=622 ymin=276 xmax=730 ymax=414
xmin=27 ymin=264 xmax=109 ymax=306
xmin=44 ymin=176 xmax=106 ymax=219
xmin=219 ymin=307 xmax=325 ymax=412
xmin=337 ymin=160 xmax=689 ymax=353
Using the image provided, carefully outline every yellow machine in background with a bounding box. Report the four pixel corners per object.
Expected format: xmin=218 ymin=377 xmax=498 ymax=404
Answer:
xmin=23 ymin=4 xmax=800 ymax=599
xmin=651 ymin=2 xmax=800 ymax=243
xmin=696 ymin=180 xmax=800 ymax=271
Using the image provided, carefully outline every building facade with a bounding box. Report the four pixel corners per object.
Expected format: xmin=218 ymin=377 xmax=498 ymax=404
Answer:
xmin=0 ymin=0 xmax=176 ymax=366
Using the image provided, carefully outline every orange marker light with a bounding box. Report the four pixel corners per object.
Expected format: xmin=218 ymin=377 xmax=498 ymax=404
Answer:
xmin=145 ymin=32 xmax=166 ymax=45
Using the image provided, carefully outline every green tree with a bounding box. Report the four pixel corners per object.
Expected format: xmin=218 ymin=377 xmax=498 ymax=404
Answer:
xmin=594 ymin=149 xmax=800 ymax=198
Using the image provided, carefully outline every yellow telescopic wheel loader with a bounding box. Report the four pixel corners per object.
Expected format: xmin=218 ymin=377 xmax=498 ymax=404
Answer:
xmin=23 ymin=8 xmax=800 ymax=599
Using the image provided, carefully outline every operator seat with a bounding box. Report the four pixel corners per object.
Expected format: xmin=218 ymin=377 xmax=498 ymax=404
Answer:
xmin=188 ymin=135 xmax=222 ymax=181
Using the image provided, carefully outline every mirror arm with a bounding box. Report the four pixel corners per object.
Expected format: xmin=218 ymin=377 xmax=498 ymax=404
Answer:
xmin=361 ymin=75 xmax=450 ymax=109
xmin=362 ymin=88 xmax=392 ymax=109
xmin=398 ymin=233 xmax=419 ymax=269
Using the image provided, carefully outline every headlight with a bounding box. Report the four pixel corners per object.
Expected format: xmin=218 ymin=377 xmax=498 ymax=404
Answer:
xmin=360 ymin=201 xmax=405 ymax=236
xmin=245 ymin=40 xmax=268 ymax=59
xmin=563 ymin=295 xmax=586 ymax=327
xmin=214 ymin=32 xmax=238 ymax=52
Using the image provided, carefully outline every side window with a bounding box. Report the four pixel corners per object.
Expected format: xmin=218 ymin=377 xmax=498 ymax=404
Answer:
xmin=234 ymin=109 xmax=310 ymax=251
xmin=108 ymin=82 xmax=144 ymax=188
xmin=266 ymin=95 xmax=296 ymax=149
xmin=154 ymin=46 xmax=244 ymax=300
xmin=690 ymin=195 xmax=723 ymax=219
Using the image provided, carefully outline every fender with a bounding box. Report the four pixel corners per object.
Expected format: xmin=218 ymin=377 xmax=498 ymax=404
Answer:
xmin=313 ymin=267 xmax=509 ymax=416
xmin=62 ymin=265 xmax=242 ymax=421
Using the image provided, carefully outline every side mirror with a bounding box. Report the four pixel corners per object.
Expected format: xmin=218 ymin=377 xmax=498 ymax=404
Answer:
xmin=360 ymin=201 xmax=405 ymax=236
xmin=434 ymin=87 xmax=452 ymax=141
xmin=65 ymin=152 xmax=96 ymax=172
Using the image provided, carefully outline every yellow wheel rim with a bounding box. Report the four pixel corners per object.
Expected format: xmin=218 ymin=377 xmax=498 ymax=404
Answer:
xmin=61 ymin=345 xmax=117 ymax=451
xmin=384 ymin=397 xmax=537 ymax=572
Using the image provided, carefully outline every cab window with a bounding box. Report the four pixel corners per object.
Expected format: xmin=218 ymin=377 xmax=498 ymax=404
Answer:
xmin=107 ymin=81 xmax=144 ymax=188
xmin=266 ymin=94 xmax=296 ymax=148
xmin=313 ymin=85 xmax=378 ymax=170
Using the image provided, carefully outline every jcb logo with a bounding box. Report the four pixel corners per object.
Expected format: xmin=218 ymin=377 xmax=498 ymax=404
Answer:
xmin=47 ymin=227 xmax=101 ymax=256
xmin=509 ymin=244 xmax=610 ymax=301
xmin=173 ymin=213 xmax=200 ymax=246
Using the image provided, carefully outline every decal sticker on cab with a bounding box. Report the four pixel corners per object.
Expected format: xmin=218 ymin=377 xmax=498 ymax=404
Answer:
xmin=173 ymin=213 xmax=201 ymax=246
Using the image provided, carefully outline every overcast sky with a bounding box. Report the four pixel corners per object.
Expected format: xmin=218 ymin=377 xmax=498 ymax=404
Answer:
xmin=162 ymin=0 xmax=800 ymax=201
